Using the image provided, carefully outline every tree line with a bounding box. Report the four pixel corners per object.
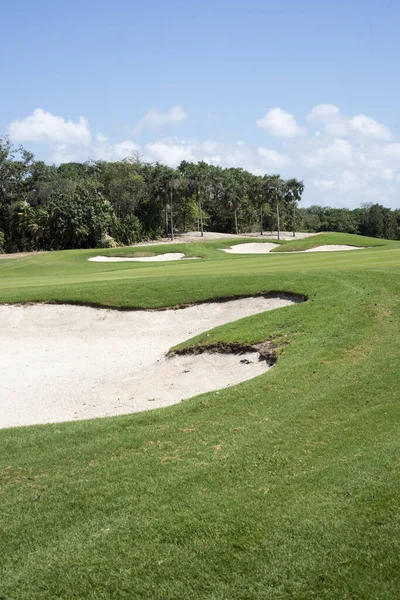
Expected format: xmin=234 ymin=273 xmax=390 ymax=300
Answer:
xmin=0 ymin=137 xmax=305 ymax=253
xmin=297 ymin=203 xmax=400 ymax=240
xmin=1 ymin=136 xmax=399 ymax=253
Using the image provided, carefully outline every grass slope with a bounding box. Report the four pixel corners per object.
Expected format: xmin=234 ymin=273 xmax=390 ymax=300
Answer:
xmin=1 ymin=232 xmax=400 ymax=599
xmin=271 ymin=232 xmax=386 ymax=252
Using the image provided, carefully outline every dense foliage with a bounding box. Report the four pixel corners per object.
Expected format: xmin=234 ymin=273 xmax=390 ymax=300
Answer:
xmin=2 ymin=136 xmax=400 ymax=253
xmin=0 ymin=138 xmax=304 ymax=253
xmin=298 ymin=203 xmax=400 ymax=239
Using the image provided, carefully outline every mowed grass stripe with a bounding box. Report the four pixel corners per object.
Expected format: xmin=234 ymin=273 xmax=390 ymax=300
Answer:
xmin=1 ymin=236 xmax=400 ymax=303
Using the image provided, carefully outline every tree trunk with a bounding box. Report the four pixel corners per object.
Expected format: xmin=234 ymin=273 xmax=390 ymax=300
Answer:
xmin=260 ymin=205 xmax=263 ymax=236
xmin=8 ymin=205 xmax=12 ymax=251
xmin=165 ymin=205 xmax=169 ymax=237
xmin=197 ymin=190 xmax=204 ymax=237
xmin=170 ymin=192 xmax=174 ymax=241
xmin=293 ymin=202 xmax=296 ymax=237
xmin=234 ymin=206 xmax=238 ymax=235
xmin=276 ymin=200 xmax=280 ymax=240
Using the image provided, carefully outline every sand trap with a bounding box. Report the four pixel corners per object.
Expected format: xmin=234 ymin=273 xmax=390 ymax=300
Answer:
xmin=89 ymin=253 xmax=199 ymax=262
xmin=0 ymin=296 xmax=298 ymax=428
xmin=221 ymin=243 xmax=364 ymax=254
xmin=222 ymin=243 xmax=280 ymax=254
xmin=303 ymin=245 xmax=364 ymax=252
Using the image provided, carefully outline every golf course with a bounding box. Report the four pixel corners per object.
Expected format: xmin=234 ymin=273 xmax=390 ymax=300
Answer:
xmin=1 ymin=231 xmax=399 ymax=599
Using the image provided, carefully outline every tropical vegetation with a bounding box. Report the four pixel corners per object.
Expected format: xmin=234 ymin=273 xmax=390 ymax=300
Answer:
xmin=0 ymin=136 xmax=303 ymax=252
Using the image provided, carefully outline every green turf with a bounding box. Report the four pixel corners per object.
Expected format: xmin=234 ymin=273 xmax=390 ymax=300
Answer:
xmin=271 ymin=232 xmax=387 ymax=252
xmin=102 ymin=250 xmax=158 ymax=258
xmin=1 ymin=232 xmax=400 ymax=599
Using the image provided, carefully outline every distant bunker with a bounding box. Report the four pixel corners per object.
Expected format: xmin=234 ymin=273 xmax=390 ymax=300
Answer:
xmin=89 ymin=252 xmax=200 ymax=262
xmin=221 ymin=243 xmax=364 ymax=254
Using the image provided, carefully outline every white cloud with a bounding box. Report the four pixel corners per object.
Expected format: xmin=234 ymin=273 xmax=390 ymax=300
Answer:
xmin=257 ymin=107 xmax=306 ymax=138
xmin=202 ymin=140 xmax=218 ymax=153
xmin=382 ymin=143 xmax=400 ymax=157
xmin=50 ymin=144 xmax=74 ymax=164
xmin=135 ymin=105 xmax=188 ymax=133
xmin=308 ymin=104 xmax=341 ymax=121
xmin=93 ymin=140 xmax=141 ymax=161
xmin=312 ymin=171 xmax=365 ymax=193
xmin=324 ymin=120 xmax=350 ymax=137
xmin=308 ymin=104 xmax=392 ymax=140
xmin=145 ymin=139 xmax=195 ymax=166
xmin=257 ymin=147 xmax=290 ymax=169
xmin=96 ymin=132 xmax=108 ymax=143
xmin=142 ymin=137 xmax=290 ymax=175
xmin=311 ymin=178 xmax=336 ymax=191
xmin=9 ymin=108 xmax=91 ymax=145
xmin=303 ymin=130 xmax=400 ymax=203
xmin=8 ymin=102 xmax=400 ymax=209
xmin=308 ymin=104 xmax=349 ymax=136
xmin=300 ymin=138 xmax=354 ymax=168
xmin=350 ymin=114 xmax=392 ymax=140
xmin=207 ymin=155 xmax=222 ymax=165
xmin=113 ymin=140 xmax=141 ymax=160
xmin=359 ymin=157 xmax=394 ymax=181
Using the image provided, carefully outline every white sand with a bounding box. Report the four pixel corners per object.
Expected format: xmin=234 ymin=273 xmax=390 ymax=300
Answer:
xmin=221 ymin=243 xmax=364 ymax=254
xmin=88 ymin=253 xmax=199 ymax=262
xmin=0 ymin=296 xmax=296 ymax=428
xmin=222 ymin=243 xmax=280 ymax=254
xmin=303 ymin=245 xmax=364 ymax=252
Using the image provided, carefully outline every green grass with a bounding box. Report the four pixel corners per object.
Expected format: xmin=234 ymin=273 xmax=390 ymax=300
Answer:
xmin=1 ymin=232 xmax=400 ymax=599
xmin=102 ymin=250 xmax=158 ymax=258
xmin=271 ymin=232 xmax=387 ymax=252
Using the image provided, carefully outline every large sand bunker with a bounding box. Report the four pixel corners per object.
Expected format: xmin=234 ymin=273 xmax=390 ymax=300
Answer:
xmin=0 ymin=296 xmax=298 ymax=428
xmin=221 ymin=243 xmax=364 ymax=254
xmin=89 ymin=253 xmax=198 ymax=262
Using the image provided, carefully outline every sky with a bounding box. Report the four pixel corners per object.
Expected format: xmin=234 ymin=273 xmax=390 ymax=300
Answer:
xmin=2 ymin=0 xmax=400 ymax=208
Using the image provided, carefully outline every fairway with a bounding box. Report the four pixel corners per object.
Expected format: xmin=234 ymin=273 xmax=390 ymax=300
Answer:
xmin=1 ymin=232 xmax=400 ymax=599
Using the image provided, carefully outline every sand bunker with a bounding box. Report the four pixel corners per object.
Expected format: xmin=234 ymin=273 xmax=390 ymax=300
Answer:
xmin=0 ymin=296 xmax=297 ymax=428
xmin=303 ymin=245 xmax=364 ymax=252
xmin=89 ymin=253 xmax=199 ymax=262
xmin=221 ymin=243 xmax=364 ymax=254
xmin=222 ymin=243 xmax=280 ymax=254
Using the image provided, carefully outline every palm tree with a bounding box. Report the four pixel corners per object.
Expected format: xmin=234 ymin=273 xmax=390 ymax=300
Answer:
xmin=263 ymin=175 xmax=283 ymax=239
xmin=224 ymin=168 xmax=247 ymax=235
xmin=248 ymin=175 xmax=265 ymax=236
xmin=149 ymin=163 xmax=175 ymax=237
xmin=284 ymin=178 xmax=305 ymax=237
xmin=167 ymin=172 xmax=186 ymax=241
xmin=178 ymin=161 xmax=209 ymax=236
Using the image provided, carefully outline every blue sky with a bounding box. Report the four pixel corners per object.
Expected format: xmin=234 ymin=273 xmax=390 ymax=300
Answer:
xmin=2 ymin=0 xmax=400 ymax=208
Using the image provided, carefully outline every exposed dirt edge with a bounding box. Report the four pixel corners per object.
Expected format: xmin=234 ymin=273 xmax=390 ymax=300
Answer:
xmin=3 ymin=291 xmax=308 ymax=312
xmin=169 ymin=339 xmax=278 ymax=366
